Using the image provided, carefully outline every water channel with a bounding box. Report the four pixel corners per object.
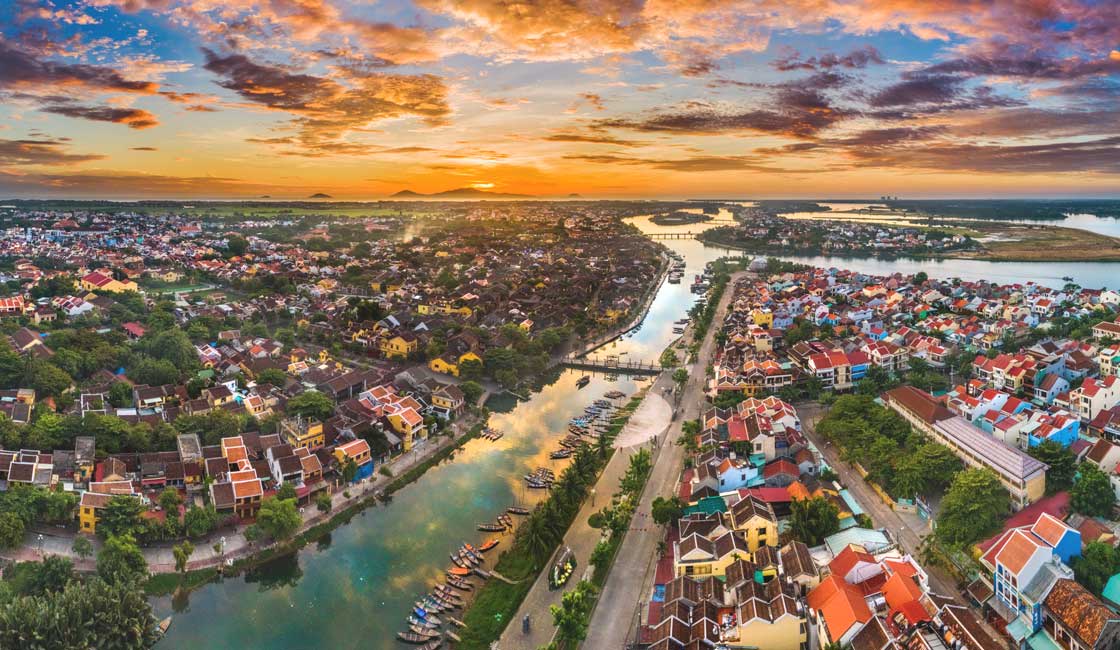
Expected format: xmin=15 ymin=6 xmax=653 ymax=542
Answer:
xmin=155 ymin=210 xmax=1120 ymax=648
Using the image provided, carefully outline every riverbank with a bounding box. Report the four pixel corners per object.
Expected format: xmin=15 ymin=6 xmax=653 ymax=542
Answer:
xmin=460 ymin=388 xmax=655 ymax=650
xmin=3 ymin=416 xmax=489 ymax=597
xmin=574 ymin=251 xmax=671 ymax=359
xmin=702 ymin=222 xmax=1120 ymax=263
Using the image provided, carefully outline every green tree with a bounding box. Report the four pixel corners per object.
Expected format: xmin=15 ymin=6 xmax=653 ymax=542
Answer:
xmin=589 ymin=540 xmax=612 ymax=571
xmin=183 ymin=505 xmax=219 ymax=539
xmin=256 ymin=368 xmax=288 ymax=386
xmin=0 ymin=576 xmax=159 ymax=649
xmin=1073 ymin=464 xmax=1117 ymax=518
xmin=659 ymin=348 xmax=679 ymax=369
xmin=341 ymin=457 xmax=358 ymax=484
xmin=1029 ymin=440 xmax=1076 ymax=494
xmin=276 ymin=482 xmax=298 ymax=501
xmin=257 ymin=497 xmax=301 ymax=540
xmin=127 ymin=356 xmax=179 ymax=385
xmin=26 ymin=359 xmax=72 ymax=397
xmin=316 ymin=492 xmax=332 ymax=513
xmin=1073 ymin=542 xmax=1120 ymax=596
xmin=286 ymin=390 xmax=335 ymax=420
xmin=71 ymin=535 xmax=93 ymax=560
xmin=789 ymin=497 xmax=841 ymax=546
xmin=98 ymin=496 xmax=145 ymax=539
xmin=651 ymin=496 xmax=685 ymax=526
xmin=936 ymin=468 xmax=1010 ymax=547
xmin=0 ymin=511 xmax=25 ymax=549
xmin=107 ymin=381 xmax=133 ymax=408
xmin=460 ymin=380 xmax=484 ymax=405
xmin=672 ymin=367 xmax=689 ymax=387
xmin=226 ymin=235 xmax=250 ymax=256
xmin=549 ymin=580 xmax=597 ymax=646
xmin=173 ymin=540 xmax=194 ymax=575
xmin=96 ymin=534 xmax=148 ymax=585
xmin=158 ymin=487 xmax=182 ymax=514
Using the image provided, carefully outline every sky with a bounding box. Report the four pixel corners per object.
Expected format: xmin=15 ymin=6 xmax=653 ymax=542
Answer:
xmin=1 ymin=0 xmax=1119 ymax=200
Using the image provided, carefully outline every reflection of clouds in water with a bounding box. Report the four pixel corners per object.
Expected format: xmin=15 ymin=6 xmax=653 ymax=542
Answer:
xmin=155 ymin=222 xmax=723 ymax=650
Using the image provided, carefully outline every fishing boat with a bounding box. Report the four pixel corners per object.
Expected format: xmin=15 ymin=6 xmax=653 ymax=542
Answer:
xmin=498 ymin=514 xmax=514 ymax=528
xmin=418 ymin=599 xmax=443 ymax=613
xmin=477 ymin=523 xmax=505 ymax=532
xmin=448 ymin=616 xmax=466 ymax=628
xmin=398 ymin=631 xmax=437 ymax=644
xmin=576 ymin=375 xmax=590 ymax=388
xmin=420 ymin=640 xmax=442 ymax=650
xmin=448 ymin=630 xmax=462 ymax=642
xmin=478 ymin=538 xmax=500 ymax=553
xmin=450 ymin=554 xmax=466 ymax=568
xmin=446 ymin=576 xmax=473 ymax=590
xmin=409 ymin=615 xmax=438 ymax=630
xmin=507 ymin=506 xmax=530 ymax=516
xmin=550 ymin=450 xmax=572 ymax=460
xmin=409 ymin=624 xmax=439 ymax=637
xmin=447 ymin=567 xmax=471 ymax=577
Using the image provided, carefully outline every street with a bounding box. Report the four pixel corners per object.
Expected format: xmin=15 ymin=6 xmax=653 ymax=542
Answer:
xmin=798 ymin=402 xmax=962 ymax=601
xmin=582 ymin=271 xmax=749 ymax=649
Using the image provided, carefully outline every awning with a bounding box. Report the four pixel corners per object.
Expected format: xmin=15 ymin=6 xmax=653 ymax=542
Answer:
xmin=1026 ymin=630 xmax=1062 ymax=650
xmin=1005 ymin=618 xmax=1030 ymax=642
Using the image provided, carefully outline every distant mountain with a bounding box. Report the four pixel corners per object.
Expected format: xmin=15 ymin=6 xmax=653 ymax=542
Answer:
xmin=390 ymin=187 xmax=532 ymax=199
xmin=259 ymin=195 xmax=271 ymax=199
xmin=308 ymin=192 xmax=332 ymax=199
xmin=568 ymin=193 xmax=582 ymax=198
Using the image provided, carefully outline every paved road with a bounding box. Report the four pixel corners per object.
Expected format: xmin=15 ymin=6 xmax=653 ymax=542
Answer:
xmin=582 ymin=271 xmax=748 ymax=650
xmin=797 ymin=402 xmax=960 ymax=601
xmin=497 ymin=382 xmax=674 ymax=650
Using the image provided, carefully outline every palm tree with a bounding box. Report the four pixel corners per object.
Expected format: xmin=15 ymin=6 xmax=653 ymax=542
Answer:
xmin=519 ymin=514 xmax=553 ymax=569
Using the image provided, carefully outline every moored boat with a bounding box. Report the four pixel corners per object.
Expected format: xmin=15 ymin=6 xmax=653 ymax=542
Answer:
xmin=398 ymin=631 xmax=437 ymax=644
xmin=478 ymin=538 xmax=500 ymax=552
xmin=507 ymin=506 xmax=530 ymax=515
xmin=477 ymin=523 xmax=505 ymax=532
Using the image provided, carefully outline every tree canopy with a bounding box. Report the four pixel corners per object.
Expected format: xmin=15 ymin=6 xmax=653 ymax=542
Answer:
xmin=935 ymin=468 xmax=1009 ymax=547
xmin=790 ymin=496 xmax=841 ymax=546
xmin=1072 ymin=464 xmax=1117 ymax=518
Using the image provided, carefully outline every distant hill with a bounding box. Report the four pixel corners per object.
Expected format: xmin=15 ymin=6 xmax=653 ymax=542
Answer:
xmin=308 ymin=192 xmax=333 ymax=199
xmin=390 ymin=187 xmax=532 ymax=199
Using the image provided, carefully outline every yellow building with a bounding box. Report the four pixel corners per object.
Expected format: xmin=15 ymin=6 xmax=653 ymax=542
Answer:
xmin=79 ymin=481 xmax=140 ymax=534
xmin=751 ymin=308 xmax=774 ymax=328
xmin=728 ymin=495 xmax=779 ymax=552
xmin=429 ymin=355 xmax=460 ymax=377
xmin=280 ymin=416 xmax=325 ymax=450
xmin=380 ymin=334 xmax=418 ymax=359
xmin=79 ymin=271 xmax=139 ymax=294
xmin=673 ymin=530 xmax=753 ymax=578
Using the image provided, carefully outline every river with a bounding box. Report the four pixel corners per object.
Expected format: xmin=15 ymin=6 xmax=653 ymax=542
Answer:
xmin=154 ymin=210 xmax=1120 ymax=648
xmin=152 ymin=218 xmax=729 ymax=649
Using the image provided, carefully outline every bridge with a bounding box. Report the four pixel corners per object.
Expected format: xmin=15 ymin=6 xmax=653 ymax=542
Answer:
xmin=646 ymin=232 xmax=701 ymax=240
xmin=559 ymin=355 xmax=663 ymax=375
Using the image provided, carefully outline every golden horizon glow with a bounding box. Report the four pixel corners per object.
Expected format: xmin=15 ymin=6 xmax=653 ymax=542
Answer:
xmin=1 ymin=1 xmax=1118 ymax=199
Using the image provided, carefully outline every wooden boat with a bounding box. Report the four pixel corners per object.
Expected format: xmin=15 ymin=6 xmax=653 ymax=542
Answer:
xmin=446 ymin=576 xmax=473 ymax=590
xmin=478 ymin=538 xmax=500 ymax=553
xmin=420 ymin=640 xmax=442 ymax=650
xmin=507 ymin=506 xmax=530 ymax=516
xmin=418 ymin=599 xmax=443 ymax=613
xmin=478 ymin=523 xmax=505 ymax=532
xmin=450 ymin=554 xmax=466 ymax=568
xmin=398 ymin=631 xmax=436 ymax=644
xmin=409 ymin=624 xmax=440 ymax=638
xmin=157 ymin=617 xmax=172 ymax=636
xmin=409 ymin=615 xmax=438 ymax=629
xmin=448 ymin=631 xmax=462 ymax=643
xmin=447 ymin=567 xmax=471 ymax=577
xmin=576 ymin=375 xmax=590 ymax=388
xmin=448 ymin=616 xmax=466 ymax=628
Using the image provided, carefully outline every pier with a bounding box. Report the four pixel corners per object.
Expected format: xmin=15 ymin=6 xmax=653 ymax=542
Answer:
xmin=559 ymin=356 xmax=662 ymax=375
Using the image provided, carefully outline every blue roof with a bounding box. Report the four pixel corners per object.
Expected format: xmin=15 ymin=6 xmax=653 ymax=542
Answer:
xmin=838 ymin=489 xmax=864 ymax=516
xmin=1103 ymin=574 xmax=1120 ymax=606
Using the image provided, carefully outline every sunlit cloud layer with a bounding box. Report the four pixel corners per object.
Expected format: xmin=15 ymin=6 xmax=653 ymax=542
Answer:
xmin=1 ymin=0 xmax=1118 ymax=198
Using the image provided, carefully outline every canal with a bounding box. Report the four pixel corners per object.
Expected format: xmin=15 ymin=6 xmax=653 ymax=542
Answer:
xmin=155 ymin=210 xmax=1120 ymax=648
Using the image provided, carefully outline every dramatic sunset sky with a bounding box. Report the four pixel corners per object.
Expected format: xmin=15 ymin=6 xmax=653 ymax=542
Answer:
xmin=1 ymin=0 xmax=1119 ymax=199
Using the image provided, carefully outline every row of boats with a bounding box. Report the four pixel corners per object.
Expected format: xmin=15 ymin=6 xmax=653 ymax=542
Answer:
xmin=476 ymin=512 xmax=516 ymax=533
xmin=480 ymin=427 xmax=504 ymax=441
xmin=667 ymin=258 xmax=687 ymax=283
xmin=525 ymin=467 xmax=555 ymax=489
xmin=399 ymin=537 xmax=505 ymax=646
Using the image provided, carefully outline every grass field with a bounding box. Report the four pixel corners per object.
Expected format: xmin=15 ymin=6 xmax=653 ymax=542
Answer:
xmin=951 ymin=224 xmax=1120 ymax=261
